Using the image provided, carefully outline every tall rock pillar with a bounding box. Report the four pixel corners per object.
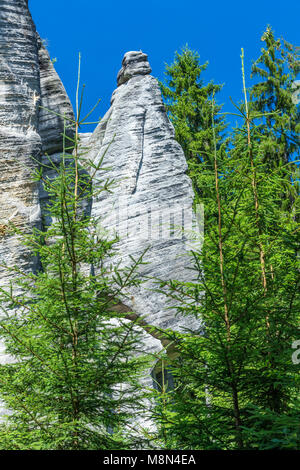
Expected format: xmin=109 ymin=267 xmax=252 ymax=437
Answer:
xmin=0 ymin=0 xmax=74 ymax=399
xmin=86 ymin=51 xmax=199 ymax=338
xmin=0 ymin=0 xmax=42 ymax=281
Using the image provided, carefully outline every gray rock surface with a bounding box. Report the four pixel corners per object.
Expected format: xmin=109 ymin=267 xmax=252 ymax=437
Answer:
xmin=0 ymin=0 xmax=41 ymax=285
xmin=0 ymin=0 xmax=74 ymax=415
xmin=83 ymin=51 xmax=200 ymax=436
xmin=117 ymin=51 xmax=152 ymax=86
xmin=0 ymin=0 xmax=74 ymax=287
xmin=85 ymin=51 xmax=198 ymax=334
xmin=37 ymin=34 xmax=74 ymax=154
xmin=0 ymin=0 xmax=42 ymax=415
xmin=0 ymin=2 xmax=200 ymax=429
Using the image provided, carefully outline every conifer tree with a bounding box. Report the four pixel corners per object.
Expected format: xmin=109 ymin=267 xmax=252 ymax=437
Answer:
xmin=160 ymin=46 xmax=226 ymax=185
xmin=152 ymin=46 xmax=300 ymax=450
xmin=0 ymin=65 xmax=150 ymax=450
xmin=250 ymin=26 xmax=299 ymax=166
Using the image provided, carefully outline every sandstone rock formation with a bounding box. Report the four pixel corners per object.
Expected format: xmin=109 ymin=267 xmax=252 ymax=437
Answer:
xmin=0 ymin=0 xmax=42 ymax=374
xmin=0 ymin=0 xmax=74 ymax=287
xmin=0 ymin=0 xmax=41 ymax=285
xmin=0 ymin=1 xmax=200 ymax=423
xmin=37 ymin=33 xmax=74 ymax=155
xmin=85 ymin=51 xmax=197 ymax=335
xmin=0 ymin=0 xmax=74 ymax=388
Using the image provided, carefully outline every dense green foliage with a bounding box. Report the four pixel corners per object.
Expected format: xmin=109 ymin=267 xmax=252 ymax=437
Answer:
xmin=0 ymin=27 xmax=299 ymax=451
xmin=160 ymin=46 xmax=227 ymax=196
xmin=0 ymin=79 xmax=150 ymax=450
xmin=155 ymin=30 xmax=300 ymax=450
xmin=250 ymin=26 xmax=299 ymax=167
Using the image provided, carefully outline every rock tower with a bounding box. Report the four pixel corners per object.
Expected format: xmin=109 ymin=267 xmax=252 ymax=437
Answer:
xmin=0 ymin=0 xmax=200 ymax=422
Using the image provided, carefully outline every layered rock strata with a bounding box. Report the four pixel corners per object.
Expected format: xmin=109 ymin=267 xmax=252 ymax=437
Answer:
xmin=85 ymin=51 xmax=197 ymax=334
xmin=0 ymin=0 xmax=74 ymax=394
xmin=0 ymin=2 xmax=200 ymax=426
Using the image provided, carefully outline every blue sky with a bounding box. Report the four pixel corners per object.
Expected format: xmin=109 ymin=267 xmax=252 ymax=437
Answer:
xmin=29 ymin=0 xmax=299 ymax=132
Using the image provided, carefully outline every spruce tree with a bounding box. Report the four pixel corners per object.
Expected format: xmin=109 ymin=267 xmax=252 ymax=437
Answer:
xmin=160 ymin=46 xmax=226 ymax=188
xmin=250 ymin=26 xmax=299 ymax=166
xmin=152 ymin=47 xmax=300 ymax=450
xmin=0 ymin=66 xmax=150 ymax=450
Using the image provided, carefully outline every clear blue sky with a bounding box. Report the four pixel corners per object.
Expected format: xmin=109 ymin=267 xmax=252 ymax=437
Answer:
xmin=29 ymin=0 xmax=299 ymax=132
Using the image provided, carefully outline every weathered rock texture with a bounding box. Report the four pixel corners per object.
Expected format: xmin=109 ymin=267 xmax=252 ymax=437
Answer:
xmin=0 ymin=0 xmax=74 ymax=398
xmin=117 ymin=51 xmax=152 ymax=86
xmin=84 ymin=53 xmax=200 ymax=433
xmin=0 ymin=0 xmax=74 ymax=285
xmin=0 ymin=2 xmax=199 ymax=424
xmin=85 ymin=51 xmax=197 ymax=334
xmin=0 ymin=0 xmax=41 ymax=281
xmin=0 ymin=0 xmax=41 ymax=374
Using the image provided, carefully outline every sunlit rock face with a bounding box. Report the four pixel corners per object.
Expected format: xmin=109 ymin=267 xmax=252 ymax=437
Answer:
xmin=0 ymin=2 xmax=200 ymax=426
xmin=0 ymin=0 xmax=74 ymax=286
xmin=117 ymin=51 xmax=152 ymax=86
xmin=0 ymin=0 xmax=40 ymax=417
xmin=85 ymin=51 xmax=198 ymax=333
xmin=83 ymin=52 xmax=200 ymax=434
xmin=0 ymin=0 xmax=74 ymax=414
xmin=37 ymin=34 xmax=74 ymax=155
xmin=0 ymin=0 xmax=41 ymax=286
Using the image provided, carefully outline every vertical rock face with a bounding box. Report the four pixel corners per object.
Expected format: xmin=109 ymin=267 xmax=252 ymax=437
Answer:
xmin=0 ymin=1 xmax=74 ymax=409
xmin=37 ymin=35 xmax=75 ymax=227
xmin=83 ymin=53 xmax=199 ymax=433
xmin=0 ymin=0 xmax=74 ymax=286
xmin=0 ymin=0 xmax=42 ymax=405
xmin=0 ymin=2 xmax=199 ymax=424
xmin=85 ymin=51 xmax=197 ymax=334
xmin=0 ymin=0 xmax=41 ymax=285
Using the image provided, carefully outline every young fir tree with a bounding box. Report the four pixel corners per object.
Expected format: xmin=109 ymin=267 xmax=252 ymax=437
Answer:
xmin=0 ymin=64 xmax=150 ymax=450
xmin=151 ymin=48 xmax=300 ymax=450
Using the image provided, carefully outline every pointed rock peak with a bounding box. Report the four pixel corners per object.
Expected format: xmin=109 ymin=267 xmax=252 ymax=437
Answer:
xmin=117 ymin=51 xmax=152 ymax=86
